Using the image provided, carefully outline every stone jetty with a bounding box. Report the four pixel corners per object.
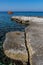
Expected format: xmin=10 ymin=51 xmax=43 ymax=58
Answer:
xmin=3 ymin=16 xmax=43 ymax=65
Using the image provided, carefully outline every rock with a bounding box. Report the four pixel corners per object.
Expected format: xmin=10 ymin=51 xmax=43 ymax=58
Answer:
xmin=11 ymin=16 xmax=29 ymax=25
xmin=3 ymin=31 xmax=28 ymax=64
xmin=26 ymin=22 xmax=43 ymax=65
xmin=11 ymin=16 xmax=43 ymax=24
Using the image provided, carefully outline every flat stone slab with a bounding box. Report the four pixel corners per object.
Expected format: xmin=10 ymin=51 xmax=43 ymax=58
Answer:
xmin=26 ymin=22 xmax=43 ymax=65
xmin=3 ymin=31 xmax=28 ymax=63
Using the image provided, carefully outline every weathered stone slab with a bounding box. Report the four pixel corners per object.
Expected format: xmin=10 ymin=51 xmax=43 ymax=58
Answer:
xmin=11 ymin=16 xmax=29 ymax=24
xmin=3 ymin=31 xmax=28 ymax=64
xmin=26 ymin=22 xmax=43 ymax=65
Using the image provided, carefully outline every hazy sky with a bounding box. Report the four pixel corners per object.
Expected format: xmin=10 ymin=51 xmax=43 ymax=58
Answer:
xmin=0 ymin=0 xmax=43 ymax=11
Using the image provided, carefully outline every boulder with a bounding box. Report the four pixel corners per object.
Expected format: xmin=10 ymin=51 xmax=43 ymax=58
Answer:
xmin=26 ymin=22 xmax=43 ymax=65
xmin=11 ymin=16 xmax=29 ymax=25
xmin=3 ymin=31 xmax=28 ymax=64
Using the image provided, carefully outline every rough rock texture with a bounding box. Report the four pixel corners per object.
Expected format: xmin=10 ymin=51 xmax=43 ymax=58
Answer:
xmin=11 ymin=16 xmax=43 ymax=25
xmin=11 ymin=16 xmax=29 ymax=24
xmin=3 ymin=31 xmax=28 ymax=64
xmin=3 ymin=16 xmax=43 ymax=65
xmin=26 ymin=22 xmax=43 ymax=65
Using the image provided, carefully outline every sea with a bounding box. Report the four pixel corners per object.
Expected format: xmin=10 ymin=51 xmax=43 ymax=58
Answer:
xmin=0 ymin=11 xmax=43 ymax=65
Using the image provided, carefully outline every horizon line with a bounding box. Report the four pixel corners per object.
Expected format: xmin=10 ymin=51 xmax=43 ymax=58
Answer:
xmin=0 ymin=11 xmax=43 ymax=12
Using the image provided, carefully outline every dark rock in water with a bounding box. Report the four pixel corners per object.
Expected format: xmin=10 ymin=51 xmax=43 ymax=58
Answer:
xmin=3 ymin=31 xmax=28 ymax=65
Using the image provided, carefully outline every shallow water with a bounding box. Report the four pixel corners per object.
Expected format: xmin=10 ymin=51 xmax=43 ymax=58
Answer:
xmin=0 ymin=12 xmax=27 ymax=42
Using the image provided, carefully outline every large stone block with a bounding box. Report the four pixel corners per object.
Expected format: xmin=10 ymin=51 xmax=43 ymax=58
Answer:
xmin=3 ymin=31 xmax=28 ymax=64
xmin=26 ymin=22 xmax=43 ymax=65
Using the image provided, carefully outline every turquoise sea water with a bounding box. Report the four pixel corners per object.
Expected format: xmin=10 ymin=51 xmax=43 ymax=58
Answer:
xmin=0 ymin=12 xmax=43 ymax=65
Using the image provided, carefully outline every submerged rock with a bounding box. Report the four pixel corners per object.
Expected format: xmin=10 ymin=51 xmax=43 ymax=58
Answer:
xmin=3 ymin=31 xmax=28 ymax=64
xmin=26 ymin=22 xmax=43 ymax=65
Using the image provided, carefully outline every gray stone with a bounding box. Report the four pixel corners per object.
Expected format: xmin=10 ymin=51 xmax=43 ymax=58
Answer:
xmin=11 ymin=16 xmax=29 ymax=25
xmin=26 ymin=22 xmax=43 ymax=65
xmin=3 ymin=31 xmax=28 ymax=64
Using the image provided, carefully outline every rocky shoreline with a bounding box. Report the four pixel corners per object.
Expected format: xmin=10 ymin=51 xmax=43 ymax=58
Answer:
xmin=11 ymin=16 xmax=43 ymax=23
xmin=3 ymin=16 xmax=43 ymax=65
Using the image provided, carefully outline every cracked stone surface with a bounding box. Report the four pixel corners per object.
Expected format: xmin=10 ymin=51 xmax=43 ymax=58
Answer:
xmin=26 ymin=22 xmax=43 ymax=65
xmin=3 ymin=31 xmax=28 ymax=64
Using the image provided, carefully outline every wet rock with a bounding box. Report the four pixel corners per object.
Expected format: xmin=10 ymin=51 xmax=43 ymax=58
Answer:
xmin=3 ymin=31 xmax=28 ymax=65
xmin=11 ymin=16 xmax=29 ymax=25
xmin=26 ymin=22 xmax=43 ymax=65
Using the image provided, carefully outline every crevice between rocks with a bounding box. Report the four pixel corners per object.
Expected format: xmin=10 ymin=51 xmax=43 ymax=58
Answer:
xmin=24 ymin=31 xmax=30 ymax=65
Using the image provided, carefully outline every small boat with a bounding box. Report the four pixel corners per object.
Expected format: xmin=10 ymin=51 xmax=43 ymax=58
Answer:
xmin=8 ymin=11 xmax=13 ymax=14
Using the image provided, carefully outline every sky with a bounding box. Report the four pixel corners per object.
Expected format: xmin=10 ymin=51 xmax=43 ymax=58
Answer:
xmin=0 ymin=0 xmax=43 ymax=11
